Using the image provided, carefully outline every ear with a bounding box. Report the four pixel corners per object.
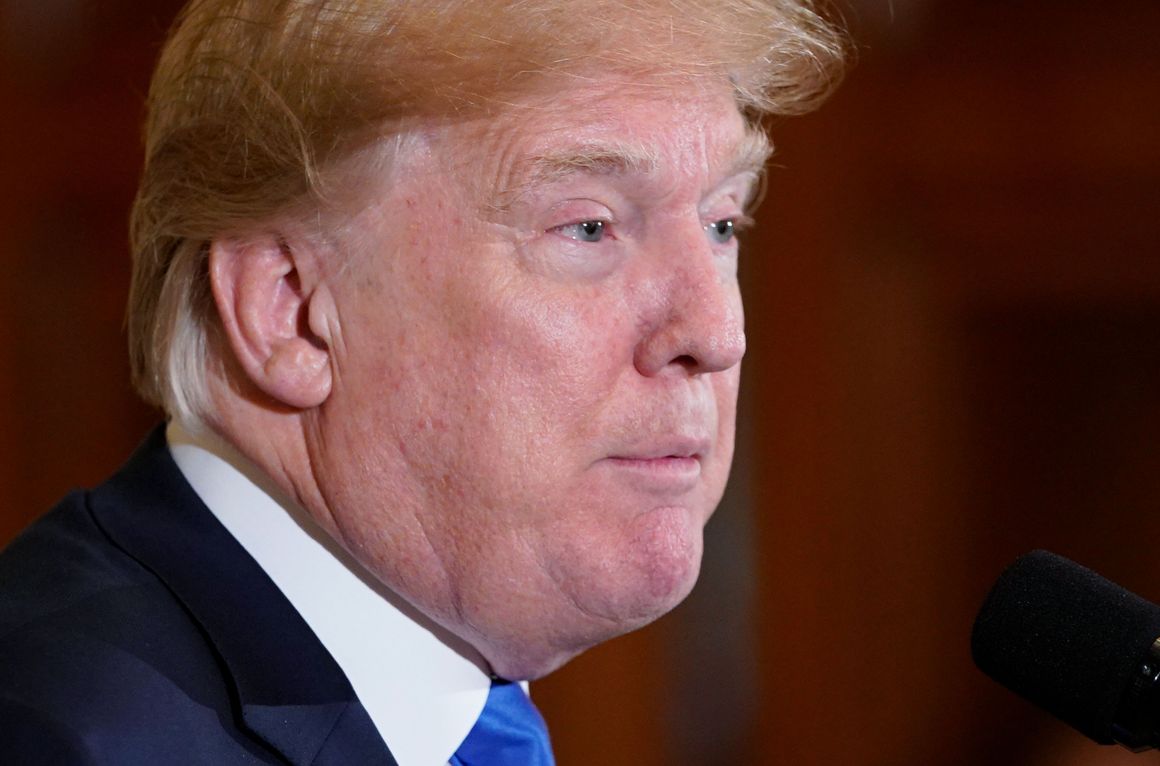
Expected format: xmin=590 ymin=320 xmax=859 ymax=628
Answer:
xmin=208 ymin=234 xmax=334 ymax=409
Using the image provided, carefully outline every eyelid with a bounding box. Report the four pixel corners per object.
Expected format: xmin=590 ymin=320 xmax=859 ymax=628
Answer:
xmin=545 ymin=197 xmax=617 ymax=239
xmin=702 ymin=209 xmax=754 ymax=231
xmin=554 ymin=219 xmax=610 ymax=242
xmin=708 ymin=172 xmax=763 ymax=218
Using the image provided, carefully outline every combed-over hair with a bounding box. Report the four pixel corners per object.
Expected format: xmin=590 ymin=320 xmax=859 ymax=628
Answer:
xmin=128 ymin=0 xmax=847 ymax=424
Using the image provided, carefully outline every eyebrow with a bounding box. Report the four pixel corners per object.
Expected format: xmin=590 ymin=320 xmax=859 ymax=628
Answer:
xmin=493 ymin=144 xmax=658 ymax=210
xmin=730 ymin=128 xmax=775 ymax=211
xmin=494 ymin=126 xmax=774 ymax=211
xmin=728 ymin=127 xmax=775 ymax=180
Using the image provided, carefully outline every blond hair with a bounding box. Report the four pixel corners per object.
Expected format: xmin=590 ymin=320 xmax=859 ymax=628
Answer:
xmin=128 ymin=0 xmax=846 ymax=424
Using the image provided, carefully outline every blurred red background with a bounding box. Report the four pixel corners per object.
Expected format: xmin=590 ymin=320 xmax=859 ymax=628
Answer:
xmin=2 ymin=1 xmax=1158 ymax=764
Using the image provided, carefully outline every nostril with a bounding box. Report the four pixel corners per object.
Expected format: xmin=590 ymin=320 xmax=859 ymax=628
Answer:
xmin=673 ymin=354 xmax=697 ymax=369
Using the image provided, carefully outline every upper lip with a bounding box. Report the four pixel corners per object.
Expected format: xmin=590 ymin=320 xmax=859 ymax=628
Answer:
xmin=608 ymin=436 xmax=710 ymax=461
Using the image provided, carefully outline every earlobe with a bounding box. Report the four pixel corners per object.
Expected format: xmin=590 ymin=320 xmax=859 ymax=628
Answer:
xmin=208 ymin=235 xmax=333 ymax=410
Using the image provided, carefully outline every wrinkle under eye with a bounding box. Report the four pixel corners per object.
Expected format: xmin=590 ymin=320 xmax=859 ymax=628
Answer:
xmin=557 ymin=220 xmax=605 ymax=243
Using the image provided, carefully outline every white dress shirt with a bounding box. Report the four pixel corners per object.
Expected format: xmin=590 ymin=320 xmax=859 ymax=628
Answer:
xmin=166 ymin=422 xmax=491 ymax=766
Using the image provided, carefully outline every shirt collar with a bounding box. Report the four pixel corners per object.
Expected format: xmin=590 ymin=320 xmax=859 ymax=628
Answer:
xmin=166 ymin=422 xmax=491 ymax=766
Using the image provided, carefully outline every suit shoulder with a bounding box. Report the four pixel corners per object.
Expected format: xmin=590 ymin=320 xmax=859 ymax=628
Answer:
xmin=0 ymin=489 xmax=153 ymax=636
xmin=0 ymin=696 xmax=97 ymax=765
xmin=0 ymin=492 xmax=281 ymax=763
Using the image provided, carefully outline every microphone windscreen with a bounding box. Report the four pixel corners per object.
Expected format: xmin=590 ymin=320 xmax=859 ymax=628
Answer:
xmin=971 ymin=549 xmax=1160 ymax=744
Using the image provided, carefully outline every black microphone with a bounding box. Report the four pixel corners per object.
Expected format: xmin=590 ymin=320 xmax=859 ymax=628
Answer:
xmin=972 ymin=549 xmax=1160 ymax=751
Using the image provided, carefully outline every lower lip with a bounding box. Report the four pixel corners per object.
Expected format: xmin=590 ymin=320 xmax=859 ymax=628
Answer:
xmin=604 ymin=456 xmax=702 ymax=490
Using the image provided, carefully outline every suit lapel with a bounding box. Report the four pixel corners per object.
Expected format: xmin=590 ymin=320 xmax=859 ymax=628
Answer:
xmin=88 ymin=427 xmax=397 ymax=766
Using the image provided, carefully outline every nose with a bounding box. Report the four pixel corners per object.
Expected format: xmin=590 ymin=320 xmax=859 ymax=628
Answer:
xmin=633 ymin=230 xmax=746 ymax=377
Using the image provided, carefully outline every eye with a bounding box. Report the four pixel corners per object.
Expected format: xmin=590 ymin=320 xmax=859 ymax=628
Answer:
xmin=555 ymin=220 xmax=606 ymax=243
xmin=706 ymin=219 xmax=736 ymax=244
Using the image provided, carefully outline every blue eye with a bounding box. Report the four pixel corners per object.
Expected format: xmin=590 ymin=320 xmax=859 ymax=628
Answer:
xmin=706 ymin=219 xmax=735 ymax=244
xmin=557 ymin=220 xmax=605 ymax=243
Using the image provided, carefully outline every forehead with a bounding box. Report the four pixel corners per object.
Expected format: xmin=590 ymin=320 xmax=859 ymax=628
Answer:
xmin=431 ymin=79 xmax=763 ymax=197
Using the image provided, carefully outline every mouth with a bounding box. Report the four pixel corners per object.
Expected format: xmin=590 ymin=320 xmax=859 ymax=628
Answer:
xmin=606 ymin=454 xmax=700 ymax=470
xmin=602 ymin=438 xmax=709 ymax=492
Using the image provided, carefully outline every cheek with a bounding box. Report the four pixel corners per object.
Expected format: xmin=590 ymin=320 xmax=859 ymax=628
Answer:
xmin=455 ymin=280 xmax=632 ymax=431
xmin=360 ymin=282 xmax=628 ymax=509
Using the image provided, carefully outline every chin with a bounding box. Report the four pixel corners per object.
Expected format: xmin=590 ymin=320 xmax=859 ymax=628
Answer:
xmin=569 ymin=505 xmax=706 ymax=636
xmin=487 ymin=644 xmax=585 ymax=682
xmin=626 ymin=503 xmax=706 ymax=609
xmin=465 ymin=502 xmax=710 ymax=680
xmin=529 ymin=572 xmax=703 ymax=680
xmin=480 ymin=538 xmax=705 ymax=682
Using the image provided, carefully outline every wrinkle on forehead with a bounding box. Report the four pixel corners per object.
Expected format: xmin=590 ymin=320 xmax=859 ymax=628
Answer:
xmin=491 ymin=121 xmax=773 ymax=212
xmin=393 ymin=78 xmax=774 ymax=222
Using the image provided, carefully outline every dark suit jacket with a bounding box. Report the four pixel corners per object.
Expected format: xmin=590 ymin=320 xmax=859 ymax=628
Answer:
xmin=0 ymin=428 xmax=398 ymax=765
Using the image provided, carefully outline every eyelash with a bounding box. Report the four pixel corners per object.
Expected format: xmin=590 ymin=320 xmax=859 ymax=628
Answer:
xmin=556 ymin=220 xmax=607 ymax=243
xmin=553 ymin=217 xmax=752 ymax=245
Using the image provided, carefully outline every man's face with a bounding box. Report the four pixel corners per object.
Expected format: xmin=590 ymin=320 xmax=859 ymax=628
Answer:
xmin=307 ymin=80 xmax=763 ymax=678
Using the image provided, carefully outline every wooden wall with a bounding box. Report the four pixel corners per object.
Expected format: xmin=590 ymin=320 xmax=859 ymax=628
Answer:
xmin=747 ymin=1 xmax=1160 ymax=763
xmin=3 ymin=2 xmax=1158 ymax=764
xmin=0 ymin=2 xmax=176 ymax=539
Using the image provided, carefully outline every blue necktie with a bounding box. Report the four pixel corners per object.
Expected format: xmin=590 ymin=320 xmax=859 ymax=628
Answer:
xmin=449 ymin=680 xmax=555 ymax=765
